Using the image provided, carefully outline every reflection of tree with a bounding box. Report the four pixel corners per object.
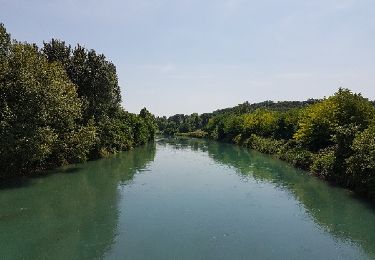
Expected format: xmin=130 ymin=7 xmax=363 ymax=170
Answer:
xmin=159 ymin=137 xmax=375 ymax=257
xmin=0 ymin=143 xmax=156 ymax=259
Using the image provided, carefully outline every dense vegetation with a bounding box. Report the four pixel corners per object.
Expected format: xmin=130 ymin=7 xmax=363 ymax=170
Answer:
xmin=158 ymin=89 xmax=375 ymax=200
xmin=157 ymin=99 xmax=318 ymax=135
xmin=0 ymin=24 xmax=156 ymax=178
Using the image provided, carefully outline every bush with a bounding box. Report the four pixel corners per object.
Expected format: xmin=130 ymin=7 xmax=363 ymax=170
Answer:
xmin=176 ymin=130 xmax=208 ymax=138
xmin=0 ymin=42 xmax=95 ymax=176
xmin=0 ymin=24 xmax=156 ymax=178
xmin=243 ymin=134 xmax=284 ymax=155
xmin=294 ymin=88 xmax=374 ymax=151
xmin=233 ymin=134 xmax=243 ymax=144
xmin=278 ymin=141 xmax=314 ymax=170
xmin=93 ymin=114 xmax=133 ymax=156
xmin=310 ymin=147 xmax=336 ymax=179
xmin=346 ymin=125 xmax=375 ymax=199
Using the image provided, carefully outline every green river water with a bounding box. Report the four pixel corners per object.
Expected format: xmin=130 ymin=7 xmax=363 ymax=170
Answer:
xmin=1 ymin=137 xmax=374 ymax=259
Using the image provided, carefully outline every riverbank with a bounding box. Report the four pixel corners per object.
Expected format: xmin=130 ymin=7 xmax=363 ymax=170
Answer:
xmin=172 ymin=131 xmax=375 ymax=203
xmin=157 ymin=90 xmax=375 ymax=202
xmin=0 ymin=24 xmax=157 ymax=179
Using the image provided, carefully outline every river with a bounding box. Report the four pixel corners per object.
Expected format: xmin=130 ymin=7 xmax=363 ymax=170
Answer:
xmin=1 ymin=137 xmax=374 ymax=259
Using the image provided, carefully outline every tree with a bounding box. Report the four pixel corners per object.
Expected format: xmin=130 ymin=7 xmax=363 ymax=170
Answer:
xmin=0 ymin=23 xmax=10 ymax=58
xmin=242 ymin=109 xmax=279 ymax=138
xmin=94 ymin=109 xmax=133 ymax=157
xmin=43 ymin=41 xmax=122 ymax=121
xmin=0 ymin=42 xmax=96 ymax=175
xmin=139 ymin=107 xmax=157 ymax=140
xmin=0 ymin=23 xmax=157 ymax=178
xmin=42 ymin=39 xmax=71 ymax=65
xmin=346 ymin=124 xmax=375 ymax=198
xmin=294 ymin=88 xmax=374 ymax=151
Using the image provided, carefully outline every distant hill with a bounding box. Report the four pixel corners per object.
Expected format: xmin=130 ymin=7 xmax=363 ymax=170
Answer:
xmin=207 ymin=99 xmax=320 ymax=117
xmin=157 ymin=99 xmax=321 ymax=135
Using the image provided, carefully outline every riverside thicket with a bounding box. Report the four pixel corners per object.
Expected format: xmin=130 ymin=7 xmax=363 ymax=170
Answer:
xmin=0 ymin=24 xmax=156 ymax=177
xmin=157 ymin=89 xmax=375 ymax=200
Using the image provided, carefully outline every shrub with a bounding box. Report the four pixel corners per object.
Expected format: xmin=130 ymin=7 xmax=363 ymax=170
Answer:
xmin=278 ymin=141 xmax=314 ymax=170
xmin=310 ymin=147 xmax=336 ymax=179
xmin=233 ymin=134 xmax=243 ymax=144
xmin=177 ymin=130 xmax=208 ymax=138
xmin=294 ymin=88 xmax=374 ymax=151
xmin=0 ymin=42 xmax=96 ymax=176
xmin=244 ymin=134 xmax=284 ymax=155
xmin=0 ymin=24 xmax=156 ymax=178
xmin=346 ymin=125 xmax=375 ymax=198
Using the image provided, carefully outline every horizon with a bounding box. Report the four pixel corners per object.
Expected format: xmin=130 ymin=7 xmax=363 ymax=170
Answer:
xmin=1 ymin=0 xmax=375 ymax=116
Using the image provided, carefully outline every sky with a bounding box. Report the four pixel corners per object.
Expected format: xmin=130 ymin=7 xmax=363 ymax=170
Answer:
xmin=1 ymin=0 xmax=375 ymax=116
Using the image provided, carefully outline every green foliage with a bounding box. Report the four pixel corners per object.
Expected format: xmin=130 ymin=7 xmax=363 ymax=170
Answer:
xmin=242 ymin=109 xmax=279 ymax=137
xmin=0 ymin=42 xmax=95 ymax=175
xmin=294 ymin=88 xmax=374 ymax=151
xmin=139 ymin=107 xmax=157 ymax=139
xmin=273 ymin=108 xmax=301 ymax=139
xmin=42 ymin=39 xmax=71 ymax=65
xmin=0 ymin=24 xmax=156 ymax=178
xmin=176 ymin=129 xmax=208 ymax=138
xmin=0 ymin=23 xmax=10 ymax=59
xmin=346 ymin=125 xmax=375 ymax=199
xmin=132 ymin=117 xmax=152 ymax=145
xmin=157 ymin=113 xmax=203 ymax=136
xmin=89 ymin=108 xmax=156 ymax=158
xmin=42 ymin=38 xmax=156 ymax=157
xmin=209 ymin=99 xmax=318 ymax=116
xmin=243 ymin=134 xmax=284 ymax=155
xmin=157 ymin=99 xmax=313 ymax=137
xmin=43 ymin=40 xmax=121 ymax=121
xmin=60 ymin=124 xmax=97 ymax=163
xmin=310 ymin=147 xmax=336 ymax=178
xmin=241 ymin=135 xmax=313 ymax=170
xmin=94 ymin=112 xmax=132 ymax=156
xmin=278 ymin=141 xmax=314 ymax=170
xmin=156 ymin=88 xmax=375 ymax=200
xmin=294 ymin=98 xmax=336 ymax=150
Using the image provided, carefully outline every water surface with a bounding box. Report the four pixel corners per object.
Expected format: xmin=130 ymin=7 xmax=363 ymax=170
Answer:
xmin=1 ymin=138 xmax=374 ymax=259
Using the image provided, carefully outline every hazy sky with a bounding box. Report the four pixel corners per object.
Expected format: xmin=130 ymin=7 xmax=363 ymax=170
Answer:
xmin=1 ymin=0 xmax=374 ymax=116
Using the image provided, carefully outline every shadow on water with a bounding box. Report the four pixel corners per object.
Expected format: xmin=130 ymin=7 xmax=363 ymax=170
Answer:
xmin=158 ymin=137 xmax=375 ymax=257
xmin=59 ymin=167 xmax=83 ymax=174
xmin=0 ymin=143 xmax=156 ymax=260
xmin=0 ymin=177 xmax=33 ymax=190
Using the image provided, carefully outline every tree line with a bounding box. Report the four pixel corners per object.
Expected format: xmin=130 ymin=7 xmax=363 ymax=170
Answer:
xmin=0 ymin=24 xmax=156 ymax=178
xmin=157 ymin=89 xmax=375 ymax=200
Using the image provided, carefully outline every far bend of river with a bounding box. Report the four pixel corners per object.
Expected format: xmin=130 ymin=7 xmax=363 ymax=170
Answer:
xmin=1 ymin=137 xmax=375 ymax=260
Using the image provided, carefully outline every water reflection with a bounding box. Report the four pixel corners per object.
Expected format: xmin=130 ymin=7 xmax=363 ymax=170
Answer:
xmin=1 ymin=138 xmax=374 ymax=259
xmin=0 ymin=143 xmax=156 ymax=259
xmin=158 ymin=137 xmax=375 ymax=257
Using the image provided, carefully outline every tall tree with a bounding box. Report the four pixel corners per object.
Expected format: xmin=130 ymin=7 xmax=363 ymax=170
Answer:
xmin=43 ymin=41 xmax=122 ymax=121
xmin=0 ymin=42 xmax=96 ymax=175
